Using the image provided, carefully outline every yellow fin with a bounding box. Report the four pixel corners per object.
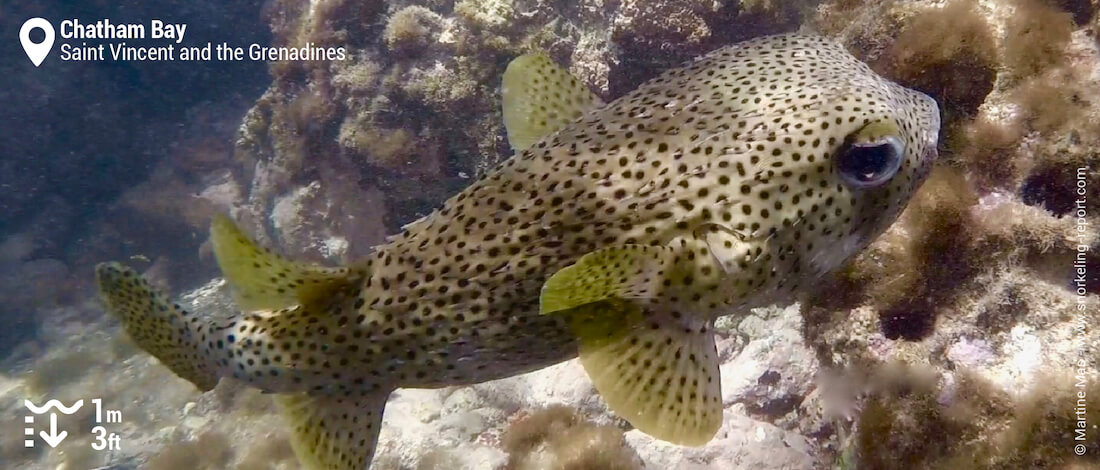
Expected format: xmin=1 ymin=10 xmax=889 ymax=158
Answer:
xmin=210 ymin=214 xmax=364 ymax=311
xmin=502 ymin=54 xmax=604 ymax=152
xmin=569 ymin=303 xmax=723 ymax=446
xmin=275 ymin=390 xmax=390 ymax=470
xmin=540 ymin=245 xmax=677 ymax=315
xmin=95 ymin=263 xmax=219 ymax=391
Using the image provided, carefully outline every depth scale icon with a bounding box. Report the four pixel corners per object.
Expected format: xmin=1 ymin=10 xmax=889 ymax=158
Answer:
xmin=23 ymin=399 xmax=83 ymax=448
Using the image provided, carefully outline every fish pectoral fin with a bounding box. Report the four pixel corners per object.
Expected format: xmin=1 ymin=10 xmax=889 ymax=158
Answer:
xmin=540 ymin=244 xmax=722 ymax=445
xmin=275 ymin=389 xmax=391 ymax=470
xmin=210 ymin=214 xmax=366 ymax=311
xmin=502 ymin=53 xmax=604 ymax=152
xmin=568 ymin=302 xmax=723 ymax=446
xmin=540 ymin=244 xmax=678 ymax=315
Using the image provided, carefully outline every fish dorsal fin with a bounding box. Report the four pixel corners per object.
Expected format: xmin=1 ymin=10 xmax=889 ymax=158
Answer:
xmin=502 ymin=54 xmax=604 ymax=152
xmin=557 ymin=302 xmax=723 ymax=446
xmin=275 ymin=390 xmax=391 ymax=470
xmin=540 ymin=245 xmax=679 ymax=314
xmin=210 ymin=214 xmax=364 ymax=311
xmin=540 ymin=245 xmax=723 ymax=446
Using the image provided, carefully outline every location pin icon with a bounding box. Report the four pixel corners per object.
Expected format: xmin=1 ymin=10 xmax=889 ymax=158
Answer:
xmin=20 ymin=18 xmax=55 ymax=67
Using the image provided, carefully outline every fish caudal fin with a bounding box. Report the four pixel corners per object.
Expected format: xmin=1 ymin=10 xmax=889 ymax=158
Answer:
xmin=275 ymin=390 xmax=391 ymax=470
xmin=95 ymin=262 xmax=219 ymax=391
xmin=540 ymin=245 xmax=723 ymax=446
xmin=502 ymin=54 xmax=604 ymax=152
xmin=206 ymin=214 xmax=371 ymax=389
xmin=210 ymin=214 xmax=366 ymax=311
xmin=103 ymin=218 xmax=392 ymax=469
xmin=215 ymin=213 xmax=389 ymax=469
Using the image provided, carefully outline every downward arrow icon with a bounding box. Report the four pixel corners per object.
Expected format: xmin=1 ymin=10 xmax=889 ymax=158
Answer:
xmin=39 ymin=413 xmax=67 ymax=448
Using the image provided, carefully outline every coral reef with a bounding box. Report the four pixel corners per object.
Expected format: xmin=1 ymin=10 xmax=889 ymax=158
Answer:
xmin=501 ymin=406 xmax=641 ymax=470
xmin=227 ymin=0 xmax=831 ymax=266
xmin=873 ymin=0 xmax=998 ymax=119
xmin=4 ymin=0 xmax=1100 ymax=469
xmin=1002 ymin=0 xmax=1075 ymax=80
xmin=1 ymin=284 xmax=820 ymax=469
xmin=385 ymin=6 xmax=446 ymax=54
xmin=802 ymin=0 xmax=1100 ymax=466
xmin=844 ymin=364 xmax=1100 ymax=469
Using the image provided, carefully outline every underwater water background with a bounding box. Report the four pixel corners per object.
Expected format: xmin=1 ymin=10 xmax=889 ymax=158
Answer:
xmin=1 ymin=0 xmax=271 ymax=355
xmin=2 ymin=0 xmax=1100 ymax=469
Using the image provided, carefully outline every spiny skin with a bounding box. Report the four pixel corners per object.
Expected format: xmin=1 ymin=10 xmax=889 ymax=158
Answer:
xmin=108 ymin=34 xmax=940 ymax=399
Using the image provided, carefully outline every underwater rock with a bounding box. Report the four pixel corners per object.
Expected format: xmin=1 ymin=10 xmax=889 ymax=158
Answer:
xmin=502 ymin=406 xmax=642 ymax=470
xmin=384 ymin=6 xmax=446 ymax=54
xmin=611 ymin=0 xmax=718 ymax=54
xmin=9 ymin=279 xmax=819 ymax=469
xmin=229 ymin=0 xmax=822 ymax=260
xmin=872 ymin=0 xmax=998 ymax=118
xmin=720 ymin=306 xmax=818 ymax=424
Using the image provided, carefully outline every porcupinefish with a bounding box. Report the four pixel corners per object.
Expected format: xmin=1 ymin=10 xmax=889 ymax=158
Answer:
xmin=96 ymin=34 xmax=939 ymax=470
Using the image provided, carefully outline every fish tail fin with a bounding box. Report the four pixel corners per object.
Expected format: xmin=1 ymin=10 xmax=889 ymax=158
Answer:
xmin=97 ymin=215 xmax=370 ymax=394
xmin=95 ymin=262 xmax=220 ymax=391
xmin=275 ymin=390 xmax=391 ymax=470
xmin=206 ymin=214 xmax=371 ymax=390
xmin=101 ymin=216 xmax=391 ymax=469
xmin=211 ymin=215 xmax=388 ymax=469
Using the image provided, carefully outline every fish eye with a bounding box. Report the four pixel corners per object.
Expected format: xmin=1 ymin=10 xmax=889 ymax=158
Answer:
xmin=836 ymin=133 xmax=905 ymax=189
